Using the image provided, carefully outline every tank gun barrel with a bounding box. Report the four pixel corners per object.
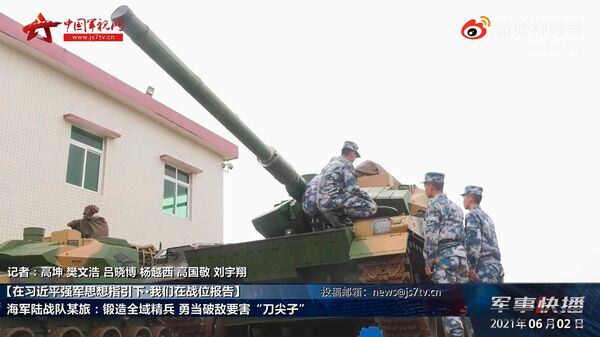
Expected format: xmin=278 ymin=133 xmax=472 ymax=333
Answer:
xmin=111 ymin=6 xmax=306 ymax=201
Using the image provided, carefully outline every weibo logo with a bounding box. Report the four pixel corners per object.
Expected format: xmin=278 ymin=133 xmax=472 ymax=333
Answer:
xmin=461 ymin=16 xmax=491 ymax=40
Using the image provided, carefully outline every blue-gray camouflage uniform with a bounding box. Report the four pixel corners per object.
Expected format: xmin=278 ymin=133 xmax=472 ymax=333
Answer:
xmin=302 ymin=175 xmax=325 ymax=231
xmin=463 ymin=186 xmax=504 ymax=283
xmin=303 ymin=158 xmax=338 ymax=231
xmin=316 ymin=156 xmax=377 ymax=227
xmin=422 ymin=172 xmax=468 ymax=337
xmin=302 ymin=175 xmax=321 ymax=218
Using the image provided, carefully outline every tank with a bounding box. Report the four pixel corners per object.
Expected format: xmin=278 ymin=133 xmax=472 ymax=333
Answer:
xmin=110 ymin=6 xmax=449 ymax=337
xmin=0 ymin=227 xmax=174 ymax=337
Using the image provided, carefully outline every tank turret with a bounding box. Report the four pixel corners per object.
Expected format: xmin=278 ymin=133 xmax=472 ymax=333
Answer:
xmin=0 ymin=227 xmax=142 ymax=270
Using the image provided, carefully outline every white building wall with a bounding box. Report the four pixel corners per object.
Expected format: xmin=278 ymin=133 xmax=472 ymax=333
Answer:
xmin=0 ymin=39 xmax=225 ymax=248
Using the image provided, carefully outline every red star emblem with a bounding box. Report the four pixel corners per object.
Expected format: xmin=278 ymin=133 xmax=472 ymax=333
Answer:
xmin=22 ymin=13 xmax=61 ymax=43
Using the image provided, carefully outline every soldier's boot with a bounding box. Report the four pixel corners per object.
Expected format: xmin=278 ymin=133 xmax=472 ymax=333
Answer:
xmin=309 ymin=215 xmax=326 ymax=232
xmin=343 ymin=217 xmax=354 ymax=226
xmin=322 ymin=209 xmax=353 ymax=229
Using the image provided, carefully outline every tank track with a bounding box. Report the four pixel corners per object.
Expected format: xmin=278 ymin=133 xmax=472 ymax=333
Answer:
xmin=155 ymin=255 xmax=433 ymax=337
xmin=358 ymin=254 xmax=433 ymax=337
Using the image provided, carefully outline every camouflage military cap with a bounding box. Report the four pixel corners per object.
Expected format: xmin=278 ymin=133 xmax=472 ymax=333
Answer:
xmin=83 ymin=205 xmax=99 ymax=215
xmin=342 ymin=141 xmax=361 ymax=158
xmin=422 ymin=172 xmax=445 ymax=184
xmin=461 ymin=185 xmax=483 ymax=196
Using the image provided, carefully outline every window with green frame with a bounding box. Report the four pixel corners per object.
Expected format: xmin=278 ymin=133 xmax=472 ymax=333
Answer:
xmin=162 ymin=165 xmax=190 ymax=219
xmin=65 ymin=126 xmax=103 ymax=191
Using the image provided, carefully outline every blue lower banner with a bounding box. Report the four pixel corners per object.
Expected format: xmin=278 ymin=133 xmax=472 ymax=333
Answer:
xmin=0 ymin=283 xmax=598 ymax=336
xmin=463 ymin=283 xmax=599 ymax=336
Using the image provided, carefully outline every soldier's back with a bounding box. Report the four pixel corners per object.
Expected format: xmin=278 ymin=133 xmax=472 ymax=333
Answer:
xmin=468 ymin=207 xmax=501 ymax=262
xmin=317 ymin=157 xmax=354 ymax=202
xmin=428 ymin=195 xmax=466 ymax=258
xmin=302 ymin=176 xmax=321 ymax=216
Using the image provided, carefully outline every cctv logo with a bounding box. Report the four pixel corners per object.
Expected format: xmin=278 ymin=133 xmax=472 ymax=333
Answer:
xmin=461 ymin=16 xmax=490 ymax=40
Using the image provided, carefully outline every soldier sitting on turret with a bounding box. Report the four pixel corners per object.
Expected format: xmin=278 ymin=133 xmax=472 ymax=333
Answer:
xmin=302 ymin=157 xmax=337 ymax=231
xmin=67 ymin=205 xmax=109 ymax=238
xmin=315 ymin=141 xmax=378 ymax=228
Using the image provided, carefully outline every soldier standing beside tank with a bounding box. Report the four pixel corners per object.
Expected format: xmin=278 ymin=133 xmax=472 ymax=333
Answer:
xmin=422 ymin=172 xmax=469 ymax=337
xmin=315 ymin=141 xmax=377 ymax=228
xmin=462 ymin=186 xmax=505 ymax=283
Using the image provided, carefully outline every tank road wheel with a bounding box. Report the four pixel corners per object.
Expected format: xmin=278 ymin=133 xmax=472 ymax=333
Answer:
xmin=123 ymin=327 xmax=151 ymax=337
xmin=428 ymin=317 xmax=446 ymax=337
xmin=47 ymin=327 xmax=84 ymax=337
xmin=375 ymin=317 xmax=433 ymax=337
xmin=358 ymin=254 xmax=434 ymax=337
xmin=150 ymin=327 xmax=172 ymax=337
xmin=0 ymin=328 xmax=35 ymax=337
xmin=89 ymin=327 xmax=122 ymax=337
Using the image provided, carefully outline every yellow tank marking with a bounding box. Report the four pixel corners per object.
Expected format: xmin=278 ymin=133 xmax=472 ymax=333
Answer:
xmin=56 ymin=240 xmax=105 ymax=268
xmin=50 ymin=229 xmax=82 ymax=244
xmin=350 ymin=215 xmax=421 ymax=259
xmin=350 ymin=232 xmax=409 ymax=258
